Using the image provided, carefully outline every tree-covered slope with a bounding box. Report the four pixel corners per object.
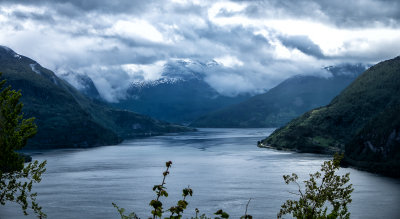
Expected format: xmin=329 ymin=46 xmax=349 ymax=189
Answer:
xmin=0 ymin=46 xmax=191 ymax=149
xmin=191 ymin=64 xmax=364 ymax=128
xmin=262 ymin=56 xmax=400 ymax=176
xmin=344 ymin=103 xmax=400 ymax=176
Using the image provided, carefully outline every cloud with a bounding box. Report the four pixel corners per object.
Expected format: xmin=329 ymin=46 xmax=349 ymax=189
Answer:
xmin=279 ymin=35 xmax=325 ymax=58
xmin=74 ymin=65 xmax=133 ymax=103
xmin=214 ymin=55 xmax=243 ymax=68
xmin=122 ymin=61 xmax=166 ymax=81
xmin=0 ymin=0 xmax=399 ymax=102
xmin=240 ymin=0 xmax=400 ymax=28
xmin=106 ymin=20 xmax=165 ymax=43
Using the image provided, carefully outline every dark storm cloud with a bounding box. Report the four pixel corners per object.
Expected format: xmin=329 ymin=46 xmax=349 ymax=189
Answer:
xmin=194 ymin=24 xmax=271 ymax=59
xmin=279 ymin=35 xmax=325 ymax=58
xmin=241 ymin=0 xmax=400 ymax=27
xmin=11 ymin=10 xmax=55 ymax=23
xmin=0 ymin=0 xmax=153 ymax=15
xmin=166 ymin=1 xmax=205 ymax=15
xmin=315 ymin=0 xmax=400 ymax=27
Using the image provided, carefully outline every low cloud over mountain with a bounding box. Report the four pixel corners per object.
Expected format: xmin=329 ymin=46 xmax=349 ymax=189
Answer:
xmin=1 ymin=0 xmax=399 ymax=102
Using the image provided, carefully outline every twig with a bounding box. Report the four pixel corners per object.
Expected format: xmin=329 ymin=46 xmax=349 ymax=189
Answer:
xmin=244 ymin=198 xmax=252 ymax=216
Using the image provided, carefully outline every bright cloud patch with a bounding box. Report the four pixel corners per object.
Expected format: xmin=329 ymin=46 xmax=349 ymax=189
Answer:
xmin=214 ymin=56 xmax=243 ymax=68
xmin=122 ymin=61 xmax=166 ymax=81
xmin=108 ymin=20 xmax=164 ymax=42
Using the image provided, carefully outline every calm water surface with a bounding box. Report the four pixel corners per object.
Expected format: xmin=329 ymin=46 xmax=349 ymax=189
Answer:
xmin=1 ymin=128 xmax=400 ymax=218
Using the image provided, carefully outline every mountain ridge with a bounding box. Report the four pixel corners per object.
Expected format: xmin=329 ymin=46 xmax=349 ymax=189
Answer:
xmin=191 ymin=63 xmax=365 ymax=128
xmin=261 ymin=56 xmax=400 ymax=177
xmin=0 ymin=46 xmax=192 ymax=149
xmin=113 ymin=59 xmax=250 ymax=124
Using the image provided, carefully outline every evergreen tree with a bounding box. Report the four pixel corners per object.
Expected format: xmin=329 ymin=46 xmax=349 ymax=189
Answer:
xmin=0 ymin=73 xmax=47 ymax=218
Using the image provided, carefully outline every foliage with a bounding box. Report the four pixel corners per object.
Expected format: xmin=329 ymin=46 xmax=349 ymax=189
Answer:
xmin=214 ymin=209 xmax=229 ymax=218
xmin=113 ymin=161 xmax=195 ymax=219
xmin=113 ymin=161 xmax=254 ymax=219
xmin=150 ymin=161 xmax=173 ymax=218
xmin=0 ymin=74 xmax=47 ymax=218
xmin=278 ymin=154 xmax=354 ymax=219
xmin=0 ymin=160 xmax=47 ymax=217
xmin=112 ymin=203 xmax=140 ymax=219
xmin=167 ymin=186 xmax=193 ymax=218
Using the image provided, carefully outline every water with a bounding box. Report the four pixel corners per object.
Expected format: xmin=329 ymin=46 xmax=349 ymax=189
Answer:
xmin=1 ymin=128 xmax=400 ymax=218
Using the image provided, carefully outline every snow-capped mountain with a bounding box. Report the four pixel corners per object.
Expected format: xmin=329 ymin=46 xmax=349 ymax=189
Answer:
xmin=114 ymin=59 xmax=250 ymax=124
xmin=129 ymin=59 xmax=216 ymax=91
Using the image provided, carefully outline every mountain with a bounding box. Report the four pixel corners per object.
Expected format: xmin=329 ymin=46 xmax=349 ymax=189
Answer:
xmin=59 ymin=71 xmax=102 ymax=100
xmin=345 ymin=104 xmax=400 ymax=176
xmin=113 ymin=60 xmax=249 ymax=124
xmin=191 ymin=64 xmax=365 ymax=128
xmin=0 ymin=46 xmax=191 ymax=149
xmin=261 ymin=56 xmax=400 ymax=177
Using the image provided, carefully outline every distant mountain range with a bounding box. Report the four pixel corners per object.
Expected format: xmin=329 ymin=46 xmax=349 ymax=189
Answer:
xmin=262 ymin=56 xmax=400 ymax=177
xmin=112 ymin=60 xmax=250 ymax=124
xmin=191 ymin=64 xmax=366 ymax=128
xmin=0 ymin=46 xmax=191 ymax=149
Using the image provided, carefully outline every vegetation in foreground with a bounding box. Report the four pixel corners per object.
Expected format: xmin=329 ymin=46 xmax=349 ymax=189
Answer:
xmin=0 ymin=73 xmax=47 ymax=218
xmin=113 ymin=155 xmax=352 ymax=219
xmin=278 ymin=154 xmax=353 ymax=218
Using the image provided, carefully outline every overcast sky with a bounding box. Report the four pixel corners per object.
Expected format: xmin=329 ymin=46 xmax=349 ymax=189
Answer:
xmin=1 ymin=0 xmax=399 ymax=101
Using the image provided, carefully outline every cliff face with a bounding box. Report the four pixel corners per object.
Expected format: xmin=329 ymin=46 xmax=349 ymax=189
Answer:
xmin=0 ymin=46 xmax=192 ymax=149
xmin=262 ymin=56 xmax=400 ymax=177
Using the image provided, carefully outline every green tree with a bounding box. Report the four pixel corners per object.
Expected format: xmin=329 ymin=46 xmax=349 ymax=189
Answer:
xmin=0 ymin=74 xmax=47 ymax=218
xmin=278 ymin=154 xmax=354 ymax=219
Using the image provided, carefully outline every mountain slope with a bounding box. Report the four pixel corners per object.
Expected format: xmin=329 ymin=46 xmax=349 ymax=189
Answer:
xmin=261 ymin=56 xmax=400 ymax=176
xmin=191 ymin=64 xmax=364 ymax=128
xmin=114 ymin=60 xmax=249 ymax=124
xmin=0 ymin=46 xmax=191 ymax=149
xmin=344 ymin=103 xmax=400 ymax=176
xmin=59 ymin=71 xmax=102 ymax=100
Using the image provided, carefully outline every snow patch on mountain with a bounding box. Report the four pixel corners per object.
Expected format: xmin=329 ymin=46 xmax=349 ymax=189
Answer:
xmin=129 ymin=59 xmax=217 ymax=91
xmin=131 ymin=77 xmax=183 ymax=90
xmin=30 ymin=63 xmax=41 ymax=75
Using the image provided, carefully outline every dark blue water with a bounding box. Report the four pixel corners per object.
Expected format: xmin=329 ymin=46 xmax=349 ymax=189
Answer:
xmin=1 ymin=128 xmax=400 ymax=218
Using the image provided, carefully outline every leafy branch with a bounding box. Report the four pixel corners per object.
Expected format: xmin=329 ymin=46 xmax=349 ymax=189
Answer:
xmin=278 ymin=154 xmax=354 ymax=219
